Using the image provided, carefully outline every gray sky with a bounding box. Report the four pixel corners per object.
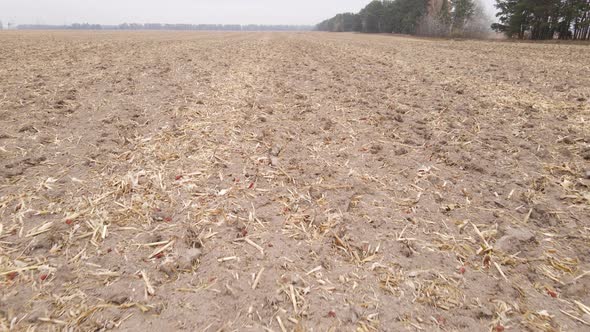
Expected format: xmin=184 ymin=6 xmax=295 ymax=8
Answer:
xmin=2 ymin=0 xmax=496 ymax=26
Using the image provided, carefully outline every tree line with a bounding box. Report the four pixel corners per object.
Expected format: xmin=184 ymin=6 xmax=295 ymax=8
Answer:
xmin=492 ymin=0 xmax=590 ymax=40
xmin=316 ymin=0 xmax=489 ymax=37
xmin=16 ymin=23 xmax=312 ymax=31
xmin=317 ymin=0 xmax=590 ymax=40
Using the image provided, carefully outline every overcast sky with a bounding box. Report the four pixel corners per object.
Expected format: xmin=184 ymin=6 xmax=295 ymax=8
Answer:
xmin=1 ymin=0 xmax=497 ymax=26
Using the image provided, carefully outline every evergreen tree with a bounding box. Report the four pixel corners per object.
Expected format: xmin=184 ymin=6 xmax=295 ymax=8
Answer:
xmin=390 ymin=0 xmax=430 ymax=34
xmin=317 ymin=0 xmax=429 ymax=34
xmin=451 ymin=0 xmax=476 ymax=34
xmin=492 ymin=0 xmax=590 ymax=40
xmin=360 ymin=1 xmax=387 ymax=33
xmin=317 ymin=13 xmax=361 ymax=32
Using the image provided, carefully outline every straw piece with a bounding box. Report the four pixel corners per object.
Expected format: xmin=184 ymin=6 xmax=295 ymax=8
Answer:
xmin=252 ymin=267 xmax=264 ymax=290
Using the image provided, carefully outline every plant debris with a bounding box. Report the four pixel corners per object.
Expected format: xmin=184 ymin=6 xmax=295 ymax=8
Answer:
xmin=0 ymin=31 xmax=589 ymax=331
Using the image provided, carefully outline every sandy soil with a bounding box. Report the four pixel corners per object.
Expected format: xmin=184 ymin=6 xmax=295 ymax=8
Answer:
xmin=0 ymin=31 xmax=589 ymax=331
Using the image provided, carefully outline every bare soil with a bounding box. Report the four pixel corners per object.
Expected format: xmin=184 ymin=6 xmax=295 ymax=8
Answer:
xmin=0 ymin=31 xmax=589 ymax=331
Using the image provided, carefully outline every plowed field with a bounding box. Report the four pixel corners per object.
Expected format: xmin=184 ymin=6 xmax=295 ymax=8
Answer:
xmin=1 ymin=31 xmax=589 ymax=331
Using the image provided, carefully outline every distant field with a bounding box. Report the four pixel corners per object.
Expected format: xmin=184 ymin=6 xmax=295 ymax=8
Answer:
xmin=0 ymin=31 xmax=589 ymax=331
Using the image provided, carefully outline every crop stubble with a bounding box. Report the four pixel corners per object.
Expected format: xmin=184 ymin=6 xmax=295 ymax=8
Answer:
xmin=0 ymin=31 xmax=589 ymax=331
